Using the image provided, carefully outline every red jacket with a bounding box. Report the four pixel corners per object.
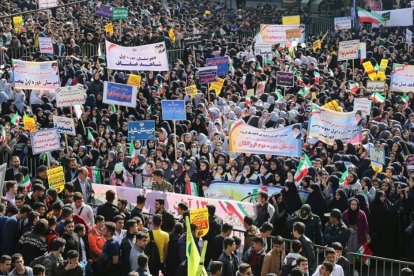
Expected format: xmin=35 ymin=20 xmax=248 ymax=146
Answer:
xmin=88 ymin=225 xmax=106 ymax=262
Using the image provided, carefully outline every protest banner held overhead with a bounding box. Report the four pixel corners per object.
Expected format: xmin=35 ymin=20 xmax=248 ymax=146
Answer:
xmin=103 ymin=82 xmax=138 ymax=107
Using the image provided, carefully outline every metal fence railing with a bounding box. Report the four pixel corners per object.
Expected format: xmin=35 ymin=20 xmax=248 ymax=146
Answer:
xmin=305 ymin=16 xmax=334 ymax=36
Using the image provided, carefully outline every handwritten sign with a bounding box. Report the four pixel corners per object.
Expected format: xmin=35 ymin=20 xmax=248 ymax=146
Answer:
xmin=56 ymin=85 xmax=86 ymax=107
xmin=105 ymin=40 xmax=169 ymax=71
xmin=38 ymin=0 xmax=58 ymax=8
xmin=128 ymin=121 xmax=155 ymax=140
xmin=276 ymin=71 xmax=294 ymax=87
xmin=103 ymin=82 xmax=138 ymax=107
xmin=308 ymin=104 xmax=362 ymax=145
xmin=47 ymin=166 xmax=65 ymax=193
xmin=334 ymin=17 xmax=352 ymax=30
xmin=366 ymin=81 xmax=385 ymax=93
xmin=368 ymin=145 xmax=385 ymax=165
xmin=95 ymin=5 xmax=113 ymax=19
xmin=30 ymin=129 xmax=61 ymax=155
xmin=229 ymin=121 xmax=302 ymax=157
xmin=12 ymin=59 xmax=60 ymax=90
xmin=354 ymin=98 xmax=372 ymax=117
xmin=127 ymin=74 xmax=142 ymax=86
xmin=39 ymin=37 xmax=53 ymax=54
xmin=338 ymin=40 xmax=360 ymax=61
xmin=13 ymin=16 xmax=24 ymax=32
xmin=210 ymin=78 xmax=225 ymax=96
xmin=190 ymin=207 xmax=209 ymax=237
xmin=23 ymin=116 xmax=36 ymax=132
xmin=185 ymin=85 xmax=198 ymax=98
xmin=183 ymin=34 xmax=205 ymax=47
xmin=53 ymin=116 xmax=76 ymax=136
xmin=161 ymin=100 xmax=186 ymax=120
xmin=199 ymin=66 xmax=218 ymax=84
xmin=390 ymin=64 xmax=414 ymax=93
xmin=282 ymin=15 xmax=300 ymax=25
xmin=285 ymin=29 xmax=302 ymax=39
xmin=206 ymin=57 xmax=228 ymax=77
xmin=255 ymin=24 xmax=305 ymax=44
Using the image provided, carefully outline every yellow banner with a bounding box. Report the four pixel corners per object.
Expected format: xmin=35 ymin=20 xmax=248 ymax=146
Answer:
xmin=190 ymin=207 xmax=209 ymax=237
xmin=127 ymin=74 xmax=141 ymax=86
xmin=185 ymin=85 xmax=197 ymax=98
xmin=47 ymin=166 xmax=65 ymax=193
xmin=312 ymin=40 xmax=321 ymax=52
xmin=105 ymin=23 xmax=114 ymax=35
xmin=379 ymin=59 xmax=388 ymax=71
xmin=23 ymin=116 xmax=36 ymax=132
xmin=323 ymin=100 xmax=342 ymax=112
xmin=362 ymin=61 xmax=374 ymax=74
xmin=282 ymin=15 xmax=300 ymax=25
xmin=377 ymin=71 xmax=386 ymax=81
xmin=13 ymin=16 xmax=24 ymax=32
xmin=210 ymin=78 xmax=225 ymax=96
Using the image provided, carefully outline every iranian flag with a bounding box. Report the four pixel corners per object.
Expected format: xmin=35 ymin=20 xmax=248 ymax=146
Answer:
xmin=314 ymin=71 xmax=321 ymax=83
xmin=356 ymin=242 xmax=373 ymax=265
xmin=10 ymin=113 xmax=21 ymax=125
xmin=87 ymin=166 xmax=101 ymax=183
xmin=369 ymin=92 xmax=385 ymax=104
xmin=294 ymin=154 xmax=312 ymax=185
xmin=298 ymin=85 xmax=311 ymax=97
xmin=22 ymin=174 xmax=32 ymax=191
xmin=357 ymin=7 xmax=385 ymax=25
xmin=275 ymin=89 xmax=283 ymax=100
xmin=339 ymin=170 xmax=349 ymax=186
xmin=348 ymin=82 xmax=359 ymax=94
xmin=186 ymin=182 xmax=198 ymax=196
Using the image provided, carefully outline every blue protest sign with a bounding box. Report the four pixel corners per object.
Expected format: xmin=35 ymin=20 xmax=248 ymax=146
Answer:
xmin=103 ymin=81 xmax=138 ymax=107
xmin=161 ymin=100 xmax=186 ymax=120
xmin=206 ymin=57 xmax=229 ymax=77
xmin=95 ymin=5 xmax=113 ymax=19
xmin=128 ymin=121 xmax=155 ymax=140
xmin=199 ymin=66 xmax=218 ymax=84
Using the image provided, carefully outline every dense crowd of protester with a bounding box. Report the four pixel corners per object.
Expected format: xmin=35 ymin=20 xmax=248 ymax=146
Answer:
xmin=1 ymin=0 xmax=414 ymax=275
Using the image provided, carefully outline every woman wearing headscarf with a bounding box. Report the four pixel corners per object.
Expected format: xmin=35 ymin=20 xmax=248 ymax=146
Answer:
xmin=197 ymin=159 xmax=213 ymax=196
xmin=270 ymin=192 xmax=288 ymax=237
xmin=361 ymin=177 xmax=376 ymax=204
xmin=257 ymin=163 xmax=275 ymax=186
xmin=174 ymin=159 xmax=198 ymax=194
xmin=78 ymin=146 xmax=91 ymax=166
xmin=306 ymin=184 xmax=328 ymax=219
xmin=281 ymin=180 xmax=302 ymax=215
xmin=13 ymin=90 xmax=26 ymax=115
xmin=342 ymin=198 xmax=370 ymax=263
xmin=329 ymin=189 xmax=349 ymax=213
xmin=370 ymin=190 xmax=398 ymax=258
xmin=238 ymin=164 xmax=258 ymax=184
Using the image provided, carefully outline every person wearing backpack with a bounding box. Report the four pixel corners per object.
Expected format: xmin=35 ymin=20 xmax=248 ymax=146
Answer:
xmin=145 ymin=214 xmax=168 ymax=276
xmin=30 ymin=237 xmax=66 ymax=276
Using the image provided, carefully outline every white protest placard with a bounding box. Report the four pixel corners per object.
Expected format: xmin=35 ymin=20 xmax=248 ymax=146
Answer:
xmin=373 ymin=8 xmax=413 ymax=28
xmin=73 ymin=105 xmax=83 ymax=119
xmin=407 ymin=29 xmax=413 ymax=46
xmin=366 ymin=81 xmax=385 ymax=93
xmin=56 ymin=85 xmax=86 ymax=107
xmin=38 ymin=0 xmax=58 ymax=8
xmin=105 ymin=40 xmax=169 ymax=71
xmin=390 ymin=65 xmax=414 ymax=93
xmin=30 ymin=129 xmax=61 ymax=155
xmin=12 ymin=59 xmax=60 ymax=90
xmin=53 ymin=116 xmax=76 ymax=136
xmin=254 ymin=44 xmax=272 ymax=59
xmin=359 ymin=42 xmax=366 ymax=59
xmin=255 ymin=24 xmax=306 ymax=44
xmin=354 ymin=98 xmax=372 ymax=117
xmin=368 ymin=145 xmax=385 ymax=165
xmin=334 ymin=17 xmax=352 ymax=30
xmin=39 ymin=37 xmax=53 ymax=54
xmin=338 ymin=40 xmax=360 ymax=61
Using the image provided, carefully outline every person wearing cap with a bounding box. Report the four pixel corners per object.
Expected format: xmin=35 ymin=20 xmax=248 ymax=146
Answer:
xmin=287 ymin=204 xmax=323 ymax=246
xmin=331 ymin=242 xmax=350 ymax=276
xmin=253 ymin=191 xmax=275 ymax=229
xmin=323 ymin=209 xmax=349 ymax=248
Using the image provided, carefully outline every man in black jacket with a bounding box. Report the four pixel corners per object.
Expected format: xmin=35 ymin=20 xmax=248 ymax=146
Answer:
xmin=61 ymin=219 xmax=80 ymax=259
xmin=96 ymin=190 xmax=119 ymax=222
xmin=287 ymin=204 xmax=323 ymax=245
xmin=218 ymin=237 xmax=239 ymax=276
xmin=72 ymin=167 xmax=95 ymax=204
xmin=293 ymin=221 xmax=316 ymax=274
xmin=323 ymin=209 xmax=349 ymax=248
xmin=5 ymin=156 xmax=29 ymax=181
xmin=154 ymin=198 xmax=175 ymax=233
xmin=120 ymin=219 xmax=138 ymax=276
